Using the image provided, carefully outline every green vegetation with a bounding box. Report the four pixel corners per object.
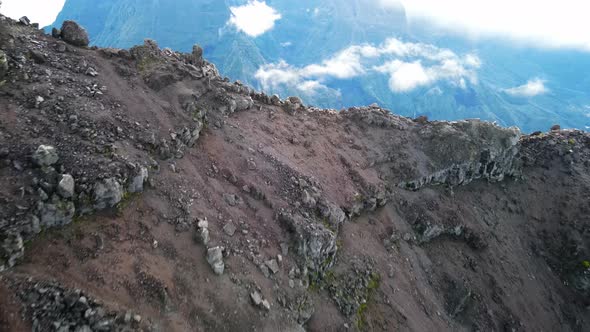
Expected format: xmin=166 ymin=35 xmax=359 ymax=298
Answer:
xmin=356 ymin=272 xmax=381 ymax=330
xmin=321 ymin=217 xmax=336 ymax=233
xmin=116 ymin=191 xmax=139 ymax=215
xmin=136 ymin=55 xmax=162 ymax=74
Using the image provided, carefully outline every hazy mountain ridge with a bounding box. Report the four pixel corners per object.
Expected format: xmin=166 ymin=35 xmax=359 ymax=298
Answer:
xmin=47 ymin=0 xmax=590 ymax=132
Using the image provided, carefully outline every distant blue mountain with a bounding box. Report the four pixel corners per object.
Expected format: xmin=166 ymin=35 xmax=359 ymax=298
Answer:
xmin=49 ymin=0 xmax=590 ymax=133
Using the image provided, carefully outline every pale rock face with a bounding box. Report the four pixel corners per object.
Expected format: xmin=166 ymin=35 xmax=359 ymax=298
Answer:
xmin=93 ymin=178 xmax=123 ymax=210
xmin=207 ymin=246 xmax=225 ymax=275
xmin=37 ymin=199 xmax=75 ymax=227
xmin=128 ymin=167 xmax=149 ymax=193
xmin=32 ymin=145 xmax=59 ymax=167
xmin=57 ymin=174 xmax=75 ymax=198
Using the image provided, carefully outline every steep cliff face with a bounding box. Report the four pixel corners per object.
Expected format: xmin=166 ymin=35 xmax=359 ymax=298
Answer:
xmin=0 ymin=17 xmax=589 ymax=332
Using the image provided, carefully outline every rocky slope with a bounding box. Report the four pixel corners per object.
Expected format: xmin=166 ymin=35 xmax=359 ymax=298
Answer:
xmin=1 ymin=16 xmax=589 ymax=332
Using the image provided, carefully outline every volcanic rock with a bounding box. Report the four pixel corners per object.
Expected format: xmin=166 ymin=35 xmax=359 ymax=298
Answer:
xmin=60 ymin=20 xmax=90 ymax=47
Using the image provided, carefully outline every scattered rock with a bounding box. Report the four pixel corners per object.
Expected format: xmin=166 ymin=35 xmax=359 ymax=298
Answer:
xmin=60 ymin=20 xmax=90 ymax=47
xmin=250 ymin=291 xmax=270 ymax=311
xmin=550 ymin=124 xmax=561 ymax=131
xmin=1 ymin=232 xmax=24 ymax=268
xmin=0 ymin=50 xmax=8 ymax=79
xmin=247 ymin=159 xmax=257 ymax=170
xmin=223 ymin=223 xmax=236 ymax=236
xmin=270 ymin=94 xmax=281 ymax=106
xmin=29 ymin=49 xmax=46 ymax=64
xmin=265 ymin=259 xmax=280 ymax=274
xmin=196 ymin=218 xmax=210 ymax=245
xmin=32 ymin=145 xmax=59 ymax=167
xmin=57 ymin=174 xmax=75 ymax=198
xmin=414 ymin=115 xmax=428 ymax=124
xmin=223 ymin=193 xmax=239 ymax=206
xmin=85 ymin=67 xmax=98 ymax=77
xmin=34 ymin=96 xmax=44 ymax=108
xmin=206 ymin=246 xmax=224 ymax=275
xmin=16 ymin=280 xmax=137 ymax=331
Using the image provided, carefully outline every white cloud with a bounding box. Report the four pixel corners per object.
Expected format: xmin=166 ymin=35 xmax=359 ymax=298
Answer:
xmin=301 ymin=47 xmax=365 ymax=79
xmin=297 ymin=81 xmax=326 ymax=95
xmin=379 ymin=0 xmax=590 ymax=51
xmin=255 ymin=37 xmax=480 ymax=94
xmin=378 ymin=60 xmax=430 ymax=92
xmin=1 ymin=0 xmax=65 ymax=27
xmin=280 ymin=41 xmax=292 ymax=47
xmin=504 ymin=78 xmax=549 ymax=97
xmin=227 ymin=1 xmax=281 ymax=37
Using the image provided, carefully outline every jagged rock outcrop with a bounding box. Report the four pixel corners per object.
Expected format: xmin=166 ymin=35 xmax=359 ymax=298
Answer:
xmin=401 ymin=120 xmax=521 ymax=190
xmin=13 ymin=279 xmax=142 ymax=331
xmin=279 ymin=212 xmax=337 ymax=280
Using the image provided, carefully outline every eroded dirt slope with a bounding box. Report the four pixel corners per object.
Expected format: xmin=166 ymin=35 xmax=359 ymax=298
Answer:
xmin=0 ymin=17 xmax=589 ymax=332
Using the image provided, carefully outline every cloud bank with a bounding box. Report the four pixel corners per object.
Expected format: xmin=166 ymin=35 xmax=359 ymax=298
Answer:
xmin=381 ymin=0 xmax=590 ymax=51
xmin=1 ymin=0 xmax=65 ymax=27
xmin=227 ymin=1 xmax=281 ymax=37
xmin=255 ymin=38 xmax=480 ymax=95
xmin=504 ymin=79 xmax=549 ymax=97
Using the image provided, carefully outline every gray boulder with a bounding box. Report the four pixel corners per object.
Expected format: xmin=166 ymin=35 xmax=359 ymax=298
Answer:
xmin=93 ymin=178 xmax=123 ymax=210
xmin=317 ymin=200 xmax=347 ymax=231
xmin=190 ymin=44 xmax=203 ymax=65
xmin=128 ymin=166 xmax=149 ymax=193
xmin=196 ymin=218 xmax=210 ymax=245
xmin=19 ymin=16 xmax=30 ymax=26
xmin=206 ymin=246 xmax=224 ymax=275
xmin=32 ymin=145 xmax=59 ymax=167
xmin=1 ymin=232 xmax=24 ymax=269
xmin=270 ymin=94 xmax=281 ymax=105
xmin=51 ymin=27 xmax=61 ymax=38
xmin=60 ymin=20 xmax=90 ymax=47
xmin=234 ymin=96 xmax=254 ymax=112
xmin=250 ymin=291 xmax=271 ymax=311
xmin=0 ymin=50 xmax=8 ymax=80
xmin=57 ymin=174 xmax=75 ymax=198
xmin=288 ymin=96 xmax=303 ymax=105
xmin=265 ymin=259 xmax=280 ymax=274
xmin=37 ymin=199 xmax=75 ymax=227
